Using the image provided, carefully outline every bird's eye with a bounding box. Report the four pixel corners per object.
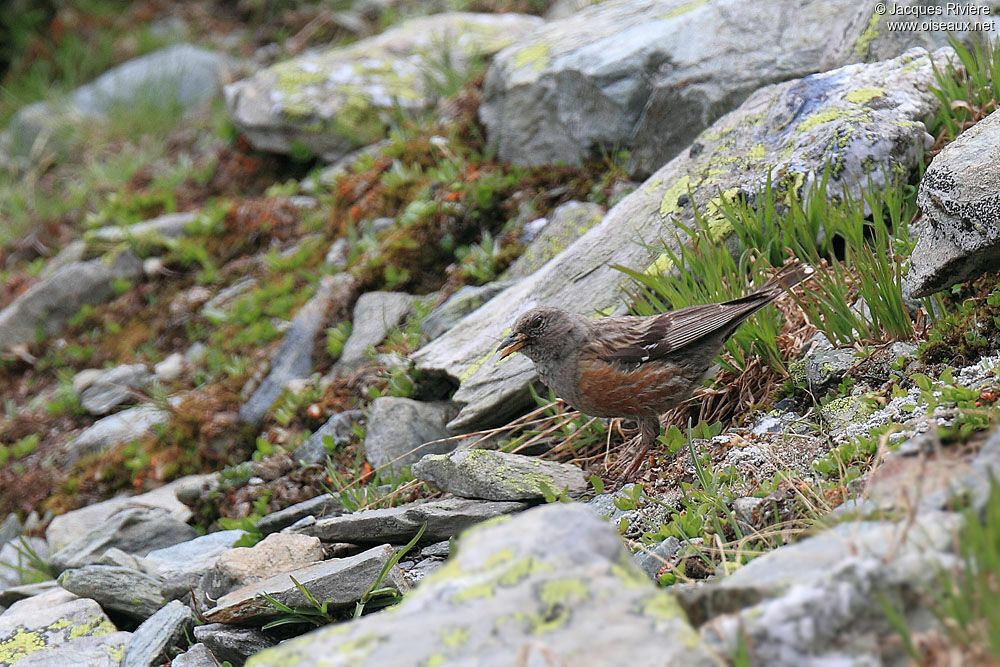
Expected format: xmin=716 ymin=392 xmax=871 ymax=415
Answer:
xmin=530 ymin=315 xmax=544 ymax=329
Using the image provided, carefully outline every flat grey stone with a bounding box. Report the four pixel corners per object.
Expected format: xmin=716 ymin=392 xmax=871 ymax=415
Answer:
xmin=198 ymin=533 xmax=325 ymax=605
xmin=414 ymin=47 xmax=952 ymax=434
xmin=292 ymin=410 xmax=364 ymax=465
xmin=58 ymin=565 xmax=165 ymax=620
xmin=203 ymin=544 xmax=407 ymax=624
xmin=0 ymin=251 xmax=142 ymax=350
xmin=337 ymin=291 xmax=414 ymax=369
xmin=171 ymin=643 xmax=220 ymax=667
xmin=412 ymin=449 xmax=588 ymax=501
xmin=65 ymin=404 xmax=171 ymax=463
xmin=363 ymin=397 xmax=459 ymax=475
xmin=908 ymin=106 xmax=1000 ymax=296
xmin=87 ymin=211 xmax=199 ymax=244
xmin=145 ymin=530 xmax=246 ymax=600
xmin=49 ymin=506 xmax=199 ymax=574
xmin=79 ymin=363 xmax=153 ymax=415
xmin=17 ymin=630 xmax=132 ymax=667
xmin=290 ymin=497 xmax=528 ymax=545
xmin=122 ymin=600 xmax=197 ymax=667
xmin=248 ymin=503 xmax=720 ymax=667
xmin=633 ymin=537 xmax=681 ymax=580
xmin=0 ymin=580 xmax=61 ymax=608
xmin=804 ymin=334 xmax=858 ymax=390
xmin=193 ymin=624 xmax=273 ymax=665
xmin=240 ymin=274 xmax=356 ymax=426
xmin=255 ymin=495 xmax=345 ymax=535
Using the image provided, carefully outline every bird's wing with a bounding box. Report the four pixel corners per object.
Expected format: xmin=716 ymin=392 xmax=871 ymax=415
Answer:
xmin=589 ymin=299 xmax=772 ymax=370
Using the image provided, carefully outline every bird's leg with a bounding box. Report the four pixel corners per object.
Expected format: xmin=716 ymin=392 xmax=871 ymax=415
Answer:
xmin=618 ymin=416 xmax=659 ymax=483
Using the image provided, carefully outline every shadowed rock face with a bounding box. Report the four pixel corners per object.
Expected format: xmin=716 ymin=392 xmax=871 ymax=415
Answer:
xmin=414 ymin=47 xmax=952 ymax=435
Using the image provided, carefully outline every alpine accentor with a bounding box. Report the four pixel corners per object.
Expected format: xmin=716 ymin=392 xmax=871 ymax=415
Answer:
xmin=498 ymin=264 xmax=813 ymax=477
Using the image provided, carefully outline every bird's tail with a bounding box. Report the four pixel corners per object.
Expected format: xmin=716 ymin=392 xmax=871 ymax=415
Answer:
xmin=718 ymin=263 xmax=814 ymax=317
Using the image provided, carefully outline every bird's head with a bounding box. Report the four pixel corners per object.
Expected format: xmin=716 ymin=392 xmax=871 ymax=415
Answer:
xmin=498 ymin=306 xmax=579 ymax=363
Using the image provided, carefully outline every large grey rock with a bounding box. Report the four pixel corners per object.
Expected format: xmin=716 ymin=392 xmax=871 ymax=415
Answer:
xmin=49 ymin=506 xmax=199 ymax=573
xmin=503 ymin=201 xmax=604 ymax=279
xmin=225 ymin=13 xmax=542 ymax=160
xmin=145 ymin=530 xmax=246 ymax=600
xmin=199 ymin=533 xmax=325 ymax=603
xmin=16 ymin=630 xmax=132 ymax=667
xmin=46 ymin=477 xmax=200 ymax=551
xmin=255 ymin=495 xmax=345 ymax=535
xmin=0 ymin=589 xmax=119 ymax=663
xmin=193 ymin=625 xmax=273 ymax=665
xmin=414 ymin=47 xmax=954 ymax=434
xmin=0 ymin=251 xmax=142 ymax=350
xmin=908 ymin=106 xmax=1000 ymax=297
xmin=696 ymin=512 xmax=963 ymax=664
xmin=203 ymin=544 xmax=407 ymax=625
xmin=0 ymin=513 xmax=22 ymax=547
xmin=87 ymin=211 xmax=199 ymax=245
xmin=240 ymin=274 xmax=355 ymax=425
xmin=822 ymin=1 xmax=1000 ymax=68
xmin=122 ymin=600 xmax=197 ymax=667
xmin=292 ymin=410 xmax=364 ymax=465
xmin=58 ymin=565 xmax=165 ymax=620
xmin=0 ymin=580 xmax=61 ymax=608
xmin=248 ymin=503 xmax=720 ymax=667
xmin=66 ymin=404 xmax=171 ymax=463
xmin=291 ymin=497 xmax=528 ymax=545
xmin=363 ymin=397 xmax=459 ymax=474
xmin=337 ymin=291 xmax=414 ymax=369
xmin=481 ymin=0 xmax=861 ymax=177
xmin=420 ymin=281 xmax=516 ymax=341
xmin=412 ymin=449 xmax=588 ymax=501
xmin=78 ymin=363 xmax=153 ymax=415
xmin=3 ymin=44 xmax=238 ymax=166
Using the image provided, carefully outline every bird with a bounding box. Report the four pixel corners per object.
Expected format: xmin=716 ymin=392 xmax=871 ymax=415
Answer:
xmin=497 ymin=264 xmax=813 ymax=479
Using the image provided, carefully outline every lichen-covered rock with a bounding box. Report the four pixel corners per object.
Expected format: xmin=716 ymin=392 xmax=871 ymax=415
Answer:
xmin=414 ymin=47 xmax=954 ymax=434
xmin=412 ymin=449 xmax=587 ymax=501
xmin=16 ymin=630 xmax=131 ymax=667
xmin=502 ymin=201 xmax=604 ymax=280
xmin=0 ymin=251 xmax=142 ymax=351
xmin=144 ymin=530 xmax=246 ymax=601
xmin=481 ymin=0 xmax=863 ymax=177
xmin=293 ymin=410 xmax=364 ymax=465
xmin=225 ymin=12 xmax=542 ymax=160
xmin=248 ymin=503 xmax=720 ymax=667
xmin=121 ymin=600 xmax=196 ymax=667
xmin=907 ymin=106 xmax=1000 ymax=296
xmin=420 ymin=281 xmax=516 ymax=341
xmin=0 ymin=589 xmax=120 ymax=665
xmin=57 ymin=565 xmax=165 ymax=620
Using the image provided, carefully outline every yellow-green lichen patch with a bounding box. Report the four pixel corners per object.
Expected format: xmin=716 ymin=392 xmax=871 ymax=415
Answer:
xmin=640 ymin=591 xmax=684 ymax=621
xmin=104 ymin=643 xmax=126 ymax=662
xmin=451 ymin=581 xmax=495 ymax=603
xmin=854 ymin=11 xmax=881 ymax=60
xmin=334 ymin=633 xmax=379 ymax=662
xmin=484 ymin=546 xmax=515 ymax=569
xmin=498 ymin=556 xmax=553 ymax=587
xmin=659 ymin=175 xmax=692 ymax=218
xmin=424 ymin=654 xmax=446 ymax=667
xmin=273 ymin=61 xmax=328 ymax=92
xmin=663 ymin=0 xmax=708 ymax=19
xmin=0 ymin=628 xmax=47 ymax=663
xmin=464 ymin=346 xmax=496 ymax=380
xmin=703 ymin=188 xmax=739 ymax=243
xmin=439 ymin=626 xmax=470 ymax=648
xmin=612 ymin=552 xmax=651 ymax=589
xmin=512 ymin=42 xmax=551 ymax=72
xmin=539 ymin=578 xmax=588 ymax=606
xmin=797 ymin=108 xmax=853 ymax=133
xmin=644 ymin=253 xmax=675 ymax=277
xmin=845 ymin=87 xmax=885 ymax=105
xmin=67 ymin=616 xmax=114 ymax=639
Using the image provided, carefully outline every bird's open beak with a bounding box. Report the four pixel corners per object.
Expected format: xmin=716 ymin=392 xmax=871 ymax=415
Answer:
xmin=498 ymin=332 xmax=528 ymax=359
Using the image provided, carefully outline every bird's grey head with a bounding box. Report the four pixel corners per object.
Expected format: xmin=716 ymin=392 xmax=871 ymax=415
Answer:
xmin=498 ymin=306 xmax=581 ymax=363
